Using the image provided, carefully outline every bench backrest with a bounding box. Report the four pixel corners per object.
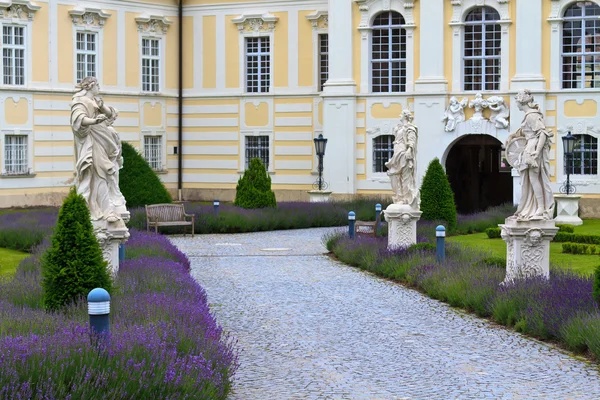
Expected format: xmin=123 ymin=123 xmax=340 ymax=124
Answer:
xmin=146 ymin=204 xmax=186 ymax=222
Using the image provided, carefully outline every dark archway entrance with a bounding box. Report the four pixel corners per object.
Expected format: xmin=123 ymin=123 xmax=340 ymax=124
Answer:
xmin=445 ymin=134 xmax=513 ymax=214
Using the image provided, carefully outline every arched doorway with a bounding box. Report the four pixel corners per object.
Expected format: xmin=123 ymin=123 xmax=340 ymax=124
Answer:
xmin=445 ymin=134 xmax=513 ymax=214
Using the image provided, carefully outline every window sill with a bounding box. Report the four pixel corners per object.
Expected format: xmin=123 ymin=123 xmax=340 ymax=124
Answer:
xmin=1 ymin=172 xmax=36 ymax=179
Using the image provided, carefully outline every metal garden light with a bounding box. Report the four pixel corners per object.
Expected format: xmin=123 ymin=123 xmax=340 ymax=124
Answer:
xmin=313 ymin=134 xmax=328 ymax=191
xmin=561 ymin=131 xmax=578 ymax=195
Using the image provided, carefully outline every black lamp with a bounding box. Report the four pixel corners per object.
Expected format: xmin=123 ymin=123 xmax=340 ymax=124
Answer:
xmin=313 ymin=134 xmax=328 ymax=190
xmin=562 ymin=131 xmax=577 ymax=195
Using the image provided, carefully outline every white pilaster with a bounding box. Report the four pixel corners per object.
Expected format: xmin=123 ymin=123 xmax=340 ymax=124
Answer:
xmin=414 ymin=0 xmax=446 ymax=92
xmin=324 ymin=0 xmax=355 ymax=94
xmin=511 ymin=0 xmax=545 ymax=90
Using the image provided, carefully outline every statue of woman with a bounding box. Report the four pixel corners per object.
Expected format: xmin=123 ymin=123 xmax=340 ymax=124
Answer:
xmin=71 ymin=76 xmax=127 ymax=222
xmin=504 ymin=89 xmax=554 ymax=221
xmin=386 ymin=110 xmax=420 ymax=208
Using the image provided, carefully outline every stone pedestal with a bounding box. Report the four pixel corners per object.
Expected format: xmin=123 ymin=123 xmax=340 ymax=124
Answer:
xmin=383 ymin=203 xmax=422 ymax=249
xmin=499 ymin=219 xmax=558 ymax=283
xmin=554 ymin=194 xmax=583 ymax=226
xmin=92 ymin=212 xmax=130 ymax=278
xmin=308 ymin=190 xmax=333 ymax=203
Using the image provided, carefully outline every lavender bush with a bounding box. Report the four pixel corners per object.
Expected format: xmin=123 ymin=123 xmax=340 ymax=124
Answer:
xmin=0 ymin=229 xmax=238 ymax=399
xmin=0 ymin=208 xmax=57 ymax=252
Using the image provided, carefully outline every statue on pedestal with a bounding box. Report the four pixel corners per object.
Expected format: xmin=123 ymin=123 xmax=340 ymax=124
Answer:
xmin=504 ymin=89 xmax=555 ymax=221
xmin=386 ymin=110 xmax=419 ymax=209
xmin=442 ymin=96 xmax=468 ymax=132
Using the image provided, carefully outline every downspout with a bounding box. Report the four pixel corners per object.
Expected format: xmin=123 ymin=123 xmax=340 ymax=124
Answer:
xmin=177 ymin=0 xmax=183 ymax=201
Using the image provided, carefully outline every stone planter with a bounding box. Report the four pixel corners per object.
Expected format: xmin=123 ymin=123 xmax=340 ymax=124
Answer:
xmin=554 ymin=194 xmax=583 ymax=226
xmin=308 ymin=190 xmax=333 ymax=203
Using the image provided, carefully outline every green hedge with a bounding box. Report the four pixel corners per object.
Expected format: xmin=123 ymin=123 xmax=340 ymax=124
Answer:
xmin=485 ymin=227 xmax=502 ymax=239
xmin=556 ymin=224 xmax=575 ymax=233
xmin=562 ymin=243 xmax=600 ymax=256
xmin=554 ymin=232 xmax=600 ymax=245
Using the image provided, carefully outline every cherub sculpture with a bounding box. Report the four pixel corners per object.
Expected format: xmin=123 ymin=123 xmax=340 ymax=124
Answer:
xmin=487 ymin=96 xmax=510 ymax=129
xmin=442 ymin=96 xmax=468 ymax=132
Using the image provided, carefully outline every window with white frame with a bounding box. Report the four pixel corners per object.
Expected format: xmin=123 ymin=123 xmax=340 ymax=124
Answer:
xmin=4 ymin=134 xmax=28 ymax=175
xmin=246 ymin=37 xmax=270 ymax=93
xmin=76 ymin=32 xmax=97 ymax=82
xmin=318 ymin=33 xmax=329 ymax=91
xmin=2 ymin=25 xmax=25 ymax=86
xmin=143 ymin=136 xmax=162 ymax=170
xmin=562 ymin=2 xmax=600 ymax=89
xmin=245 ymin=135 xmax=269 ymax=169
xmin=373 ymin=135 xmax=394 ymax=173
xmin=142 ymin=38 xmax=160 ymax=92
xmin=463 ymin=7 xmax=501 ymax=91
xmin=565 ymin=134 xmax=598 ymax=175
xmin=371 ymin=11 xmax=406 ymax=93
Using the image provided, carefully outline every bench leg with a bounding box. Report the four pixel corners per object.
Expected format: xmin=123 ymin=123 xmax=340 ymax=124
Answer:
xmin=155 ymin=225 xmax=158 ymax=234
xmin=192 ymin=221 xmax=194 ymax=238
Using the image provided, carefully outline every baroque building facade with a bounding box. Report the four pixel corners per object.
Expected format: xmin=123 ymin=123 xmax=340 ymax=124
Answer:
xmin=1 ymin=0 xmax=599 ymax=216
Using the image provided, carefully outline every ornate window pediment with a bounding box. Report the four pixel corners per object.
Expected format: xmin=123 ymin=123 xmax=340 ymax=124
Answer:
xmin=305 ymin=10 xmax=328 ymax=30
xmin=0 ymin=0 xmax=41 ymax=21
xmin=354 ymin=0 xmax=417 ymax=34
xmin=232 ymin=13 xmax=278 ymax=34
xmin=69 ymin=7 xmax=111 ymax=28
xmin=135 ymin=15 xmax=172 ymax=35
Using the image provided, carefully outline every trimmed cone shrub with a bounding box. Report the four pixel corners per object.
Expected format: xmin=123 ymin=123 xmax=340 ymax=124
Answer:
xmin=420 ymin=158 xmax=457 ymax=230
xmin=594 ymin=265 xmax=600 ymax=306
xmin=234 ymin=158 xmax=276 ymax=209
xmin=41 ymin=188 xmax=112 ymax=311
xmin=119 ymin=141 xmax=172 ymax=208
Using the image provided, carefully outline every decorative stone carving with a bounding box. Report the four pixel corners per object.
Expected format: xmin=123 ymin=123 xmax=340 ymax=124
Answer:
xmin=500 ymin=220 xmax=557 ymax=283
xmin=386 ymin=110 xmax=419 ymax=208
xmin=232 ymin=13 xmax=278 ymax=34
xmin=0 ymin=1 xmax=41 ymax=20
xmin=69 ymin=7 xmax=111 ymax=28
xmin=305 ymin=10 xmax=328 ymax=29
xmin=450 ymin=0 xmax=511 ymax=23
xmin=354 ymin=0 xmax=416 ymax=37
xmin=135 ymin=15 xmax=172 ymax=35
xmin=469 ymin=92 xmax=489 ymax=119
xmin=383 ymin=204 xmax=422 ymax=249
xmin=487 ymin=95 xmax=510 ymax=129
xmin=504 ymin=89 xmax=554 ymax=221
xmin=442 ymin=96 xmax=467 ymax=132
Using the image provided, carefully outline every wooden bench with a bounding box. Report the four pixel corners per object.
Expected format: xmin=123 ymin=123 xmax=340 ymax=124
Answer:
xmin=145 ymin=203 xmax=195 ymax=237
xmin=354 ymin=213 xmax=383 ymax=237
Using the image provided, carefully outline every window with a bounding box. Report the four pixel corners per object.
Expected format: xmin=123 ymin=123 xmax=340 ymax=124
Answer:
xmin=144 ymin=136 xmax=162 ymax=170
xmin=565 ymin=134 xmax=598 ymax=175
xmin=463 ymin=7 xmax=501 ymax=91
xmin=76 ymin=32 xmax=97 ymax=82
xmin=318 ymin=33 xmax=329 ymax=91
xmin=142 ymin=38 xmax=160 ymax=92
xmin=4 ymin=135 xmax=27 ymax=175
xmin=245 ymin=136 xmax=269 ymax=169
xmin=246 ymin=37 xmax=270 ymax=93
xmin=562 ymin=2 xmax=600 ymax=89
xmin=371 ymin=11 xmax=406 ymax=93
xmin=373 ymin=135 xmax=394 ymax=173
xmin=2 ymin=25 xmax=25 ymax=86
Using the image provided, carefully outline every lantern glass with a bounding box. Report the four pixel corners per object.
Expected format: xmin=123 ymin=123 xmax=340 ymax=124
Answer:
xmin=562 ymin=132 xmax=577 ymax=155
xmin=314 ymin=134 xmax=328 ymax=156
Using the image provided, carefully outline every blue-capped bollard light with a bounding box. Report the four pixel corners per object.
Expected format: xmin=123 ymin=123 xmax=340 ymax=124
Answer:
xmin=214 ymin=200 xmax=220 ymax=214
xmin=118 ymin=243 xmax=125 ymax=263
xmin=348 ymin=211 xmax=356 ymax=239
xmin=375 ymin=203 xmax=382 ymax=233
xmin=88 ymin=288 xmax=110 ymax=341
xmin=436 ymin=225 xmax=446 ymax=263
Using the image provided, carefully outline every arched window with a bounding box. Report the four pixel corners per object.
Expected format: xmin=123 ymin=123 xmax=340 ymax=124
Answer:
xmin=565 ymin=134 xmax=598 ymax=175
xmin=371 ymin=11 xmax=406 ymax=93
xmin=562 ymin=2 xmax=600 ymax=89
xmin=373 ymin=135 xmax=394 ymax=172
xmin=463 ymin=6 xmax=501 ymax=91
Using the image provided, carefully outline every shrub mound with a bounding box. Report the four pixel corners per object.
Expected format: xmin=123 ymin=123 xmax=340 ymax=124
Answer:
xmin=119 ymin=141 xmax=172 ymax=208
xmin=485 ymin=227 xmax=502 ymax=239
xmin=562 ymin=243 xmax=600 ymax=255
xmin=557 ymin=224 xmax=575 ymax=233
xmin=41 ymin=188 xmax=112 ymax=311
xmin=234 ymin=158 xmax=276 ymax=209
xmin=420 ymin=158 xmax=457 ymax=230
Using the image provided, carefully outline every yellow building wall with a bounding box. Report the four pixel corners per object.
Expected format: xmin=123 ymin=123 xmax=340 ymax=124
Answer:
xmin=273 ymin=12 xmax=289 ymax=88
xmin=57 ymin=4 xmax=73 ymax=84
xmin=444 ymin=2 xmax=453 ymax=92
xmin=203 ymin=16 xmax=217 ymax=89
xmin=103 ymin=10 xmax=118 ymax=86
xmin=356 ymin=99 xmax=367 ymax=181
xmin=298 ymin=11 xmax=313 ymax=87
xmin=166 ymin=20 xmax=179 ymax=90
xmin=125 ymin=12 xmax=139 ymax=87
xmin=225 ymin=14 xmax=239 ymax=88
xmin=32 ymin=3 xmax=49 ymax=82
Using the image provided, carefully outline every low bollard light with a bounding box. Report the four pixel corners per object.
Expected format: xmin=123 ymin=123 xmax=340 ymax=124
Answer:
xmin=88 ymin=288 xmax=110 ymax=342
xmin=375 ymin=203 xmax=382 ymax=234
xmin=348 ymin=211 xmax=356 ymax=239
xmin=436 ymin=225 xmax=446 ymax=263
xmin=214 ymin=200 xmax=220 ymax=214
xmin=118 ymin=243 xmax=125 ymax=263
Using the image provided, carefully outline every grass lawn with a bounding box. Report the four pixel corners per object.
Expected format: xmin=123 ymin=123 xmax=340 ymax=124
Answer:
xmin=0 ymin=247 xmax=29 ymax=278
xmin=575 ymin=219 xmax=600 ymax=235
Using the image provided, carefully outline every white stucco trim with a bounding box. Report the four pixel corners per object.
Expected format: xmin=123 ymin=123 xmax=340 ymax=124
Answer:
xmin=306 ymin=10 xmax=328 ymax=93
xmin=0 ymin=92 xmax=33 ymax=176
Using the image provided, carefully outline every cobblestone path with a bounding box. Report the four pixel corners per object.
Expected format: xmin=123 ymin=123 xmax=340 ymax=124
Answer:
xmin=171 ymin=228 xmax=600 ymax=400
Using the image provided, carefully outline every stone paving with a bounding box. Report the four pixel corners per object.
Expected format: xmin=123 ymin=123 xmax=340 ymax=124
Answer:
xmin=171 ymin=228 xmax=600 ymax=400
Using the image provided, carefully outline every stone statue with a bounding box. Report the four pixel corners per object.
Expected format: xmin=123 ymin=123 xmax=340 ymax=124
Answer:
xmin=487 ymin=95 xmax=510 ymax=129
xmin=469 ymin=92 xmax=488 ymax=119
xmin=71 ymin=76 xmax=127 ymax=223
xmin=442 ymin=96 xmax=468 ymax=132
xmin=385 ymin=110 xmax=419 ymax=209
xmin=504 ymin=89 xmax=555 ymax=221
